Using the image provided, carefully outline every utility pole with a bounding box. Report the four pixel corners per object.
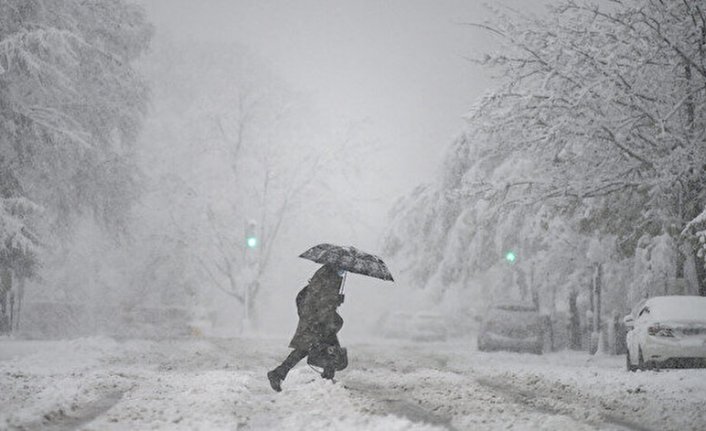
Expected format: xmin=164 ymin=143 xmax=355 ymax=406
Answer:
xmin=504 ymin=249 xmax=520 ymax=298
xmin=243 ymin=219 xmax=258 ymax=332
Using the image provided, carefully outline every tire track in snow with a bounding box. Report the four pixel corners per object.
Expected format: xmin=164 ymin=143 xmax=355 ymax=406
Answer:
xmin=343 ymin=379 xmax=459 ymax=431
xmin=12 ymin=391 xmax=124 ymax=431
xmin=475 ymin=377 xmax=653 ymax=431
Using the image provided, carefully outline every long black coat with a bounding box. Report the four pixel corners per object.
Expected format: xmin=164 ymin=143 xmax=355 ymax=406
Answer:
xmin=289 ymin=265 xmax=344 ymax=351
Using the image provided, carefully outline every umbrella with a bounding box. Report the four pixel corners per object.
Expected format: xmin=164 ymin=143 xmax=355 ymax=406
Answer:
xmin=299 ymin=243 xmax=394 ymax=282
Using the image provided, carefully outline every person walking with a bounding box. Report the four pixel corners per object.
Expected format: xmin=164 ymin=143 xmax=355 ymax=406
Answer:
xmin=267 ymin=264 xmax=345 ymax=392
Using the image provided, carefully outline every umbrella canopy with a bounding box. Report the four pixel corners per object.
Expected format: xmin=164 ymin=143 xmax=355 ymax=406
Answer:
xmin=299 ymin=243 xmax=394 ymax=282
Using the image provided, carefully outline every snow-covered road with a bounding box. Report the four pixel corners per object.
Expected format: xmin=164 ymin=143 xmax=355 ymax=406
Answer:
xmin=1 ymin=337 xmax=704 ymax=430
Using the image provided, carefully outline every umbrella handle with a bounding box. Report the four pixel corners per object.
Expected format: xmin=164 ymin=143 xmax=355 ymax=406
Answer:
xmin=339 ymin=271 xmax=347 ymax=295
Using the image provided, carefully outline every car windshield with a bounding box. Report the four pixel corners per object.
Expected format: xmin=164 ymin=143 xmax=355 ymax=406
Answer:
xmin=646 ymin=296 xmax=706 ymax=321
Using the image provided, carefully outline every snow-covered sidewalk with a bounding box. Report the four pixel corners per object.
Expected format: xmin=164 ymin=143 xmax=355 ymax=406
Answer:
xmin=1 ymin=337 xmax=704 ymax=430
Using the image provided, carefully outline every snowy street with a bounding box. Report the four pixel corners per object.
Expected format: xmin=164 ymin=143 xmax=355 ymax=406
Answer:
xmin=3 ymin=1 xmax=706 ymax=430
xmin=2 ymin=337 xmax=705 ymax=431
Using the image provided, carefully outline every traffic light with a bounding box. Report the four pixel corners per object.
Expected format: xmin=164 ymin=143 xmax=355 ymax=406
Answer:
xmin=505 ymin=251 xmax=516 ymax=263
xmin=245 ymin=220 xmax=258 ymax=249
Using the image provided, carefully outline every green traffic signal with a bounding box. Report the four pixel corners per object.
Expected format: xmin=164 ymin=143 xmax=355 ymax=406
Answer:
xmin=246 ymin=236 xmax=258 ymax=248
xmin=505 ymin=251 xmax=516 ymax=263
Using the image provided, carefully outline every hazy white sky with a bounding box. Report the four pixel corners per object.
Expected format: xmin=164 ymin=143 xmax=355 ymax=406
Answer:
xmin=139 ymin=0 xmax=545 ymax=196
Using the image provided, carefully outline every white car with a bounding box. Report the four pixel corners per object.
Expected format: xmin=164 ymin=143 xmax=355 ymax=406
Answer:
xmin=624 ymin=295 xmax=706 ymax=371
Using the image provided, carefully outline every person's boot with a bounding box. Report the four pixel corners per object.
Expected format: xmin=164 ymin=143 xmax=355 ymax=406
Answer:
xmin=321 ymin=367 xmax=335 ymax=380
xmin=267 ymin=369 xmax=283 ymax=392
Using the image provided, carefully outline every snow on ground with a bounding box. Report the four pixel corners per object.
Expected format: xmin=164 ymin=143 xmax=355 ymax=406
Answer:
xmin=457 ymin=347 xmax=706 ymax=430
xmin=1 ymin=336 xmax=705 ymax=430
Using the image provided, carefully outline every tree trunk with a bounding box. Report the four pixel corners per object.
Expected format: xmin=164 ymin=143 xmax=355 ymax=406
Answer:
xmin=685 ymin=63 xmax=695 ymax=131
xmin=590 ymin=263 xmax=602 ymax=355
xmin=568 ymin=289 xmax=581 ymax=350
xmin=9 ymin=290 xmax=14 ymax=333
xmin=595 ymin=264 xmax=602 ymax=330
xmin=695 ymin=248 xmax=706 ymax=296
xmin=14 ymin=277 xmax=25 ymax=331
xmin=682 ymin=55 xmax=706 ymax=296
xmin=0 ymin=269 xmax=11 ymax=334
xmin=676 ymin=240 xmax=686 ymax=281
xmin=244 ymin=280 xmax=260 ymax=330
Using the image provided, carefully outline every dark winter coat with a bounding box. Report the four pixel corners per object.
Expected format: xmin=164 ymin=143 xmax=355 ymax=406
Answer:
xmin=289 ymin=265 xmax=344 ymax=351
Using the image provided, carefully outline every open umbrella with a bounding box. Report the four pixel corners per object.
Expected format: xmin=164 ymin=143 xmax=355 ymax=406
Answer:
xmin=299 ymin=243 xmax=394 ymax=282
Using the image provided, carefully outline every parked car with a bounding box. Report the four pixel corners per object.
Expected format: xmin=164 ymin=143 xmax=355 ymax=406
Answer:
xmin=379 ymin=311 xmax=448 ymax=342
xmin=477 ymin=302 xmax=544 ymax=354
xmin=624 ymin=295 xmax=706 ymax=371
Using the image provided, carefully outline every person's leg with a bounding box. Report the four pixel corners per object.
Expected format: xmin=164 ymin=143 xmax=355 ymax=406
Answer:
xmin=267 ymin=349 xmax=307 ymax=392
xmin=277 ymin=349 xmax=308 ymax=376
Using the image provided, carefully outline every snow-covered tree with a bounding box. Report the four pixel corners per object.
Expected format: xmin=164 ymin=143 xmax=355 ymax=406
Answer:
xmin=468 ymin=0 xmax=706 ymax=289
xmin=0 ymin=167 xmax=40 ymax=332
xmin=0 ymin=0 xmax=153 ymax=332
xmin=683 ymin=208 xmax=706 ymax=296
xmin=0 ymin=0 xmax=152 ymax=234
xmin=385 ymin=0 xmax=706 ymax=328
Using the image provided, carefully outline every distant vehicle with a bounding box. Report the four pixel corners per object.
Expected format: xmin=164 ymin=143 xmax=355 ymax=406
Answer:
xmin=477 ymin=303 xmax=544 ymax=354
xmin=624 ymin=295 xmax=706 ymax=371
xmin=379 ymin=311 xmax=448 ymax=342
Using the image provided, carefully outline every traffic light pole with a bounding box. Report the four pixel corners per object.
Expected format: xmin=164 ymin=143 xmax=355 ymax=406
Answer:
xmin=242 ymin=219 xmax=259 ymax=333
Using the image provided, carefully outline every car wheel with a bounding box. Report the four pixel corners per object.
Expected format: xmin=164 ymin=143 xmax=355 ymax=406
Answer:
xmin=626 ymin=351 xmax=637 ymax=372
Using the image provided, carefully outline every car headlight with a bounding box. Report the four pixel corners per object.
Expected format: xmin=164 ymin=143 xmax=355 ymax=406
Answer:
xmin=648 ymin=324 xmax=674 ymax=337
